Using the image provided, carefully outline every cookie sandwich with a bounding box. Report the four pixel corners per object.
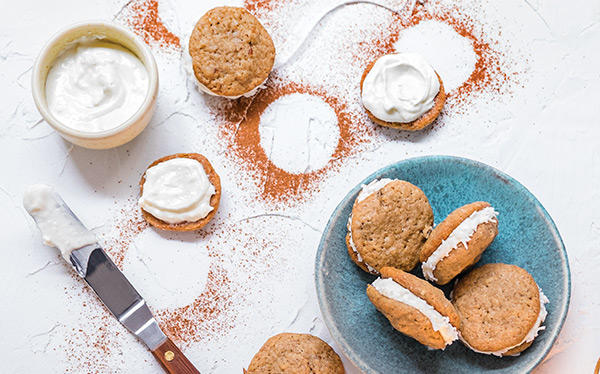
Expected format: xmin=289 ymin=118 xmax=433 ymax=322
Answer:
xmin=139 ymin=153 xmax=221 ymax=231
xmin=421 ymin=202 xmax=498 ymax=285
xmin=189 ymin=6 xmax=275 ymax=99
xmin=360 ymin=52 xmax=446 ymax=131
xmin=246 ymin=333 xmax=345 ymax=374
xmin=346 ymin=178 xmax=433 ymax=274
xmin=452 ymin=263 xmax=549 ymax=356
xmin=367 ymin=267 xmax=460 ymax=349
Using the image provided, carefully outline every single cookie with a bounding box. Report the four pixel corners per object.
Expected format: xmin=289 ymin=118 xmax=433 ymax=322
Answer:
xmin=452 ymin=263 xmax=549 ymax=356
xmin=189 ymin=6 xmax=275 ymax=98
xmin=347 ymin=179 xmax=433 ymax=273
xmin=246 ymin=333 xmax=345 ymax=374
xmin=360 ymin=54 xmax=446 ymax=131
xmin=420 ymin=202 xmax=498 ymax=285
xmin=139 ymin=153 xmax=221 ymax=231
xmin=367 ymin=267 xmax=460 ymax=349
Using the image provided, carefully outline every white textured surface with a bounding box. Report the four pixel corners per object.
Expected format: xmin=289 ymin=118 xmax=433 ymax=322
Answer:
xmin=259 ymin=93 xmax=340 ymax=173
xmin=122 ymin=228 xmax=211 ymax=309
xmin=1 ymin=0 xmax=599 ymax=373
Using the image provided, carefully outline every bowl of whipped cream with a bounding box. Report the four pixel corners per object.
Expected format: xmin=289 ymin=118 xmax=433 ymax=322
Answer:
xmin=32 ymin=21 xmax=158 ymax=149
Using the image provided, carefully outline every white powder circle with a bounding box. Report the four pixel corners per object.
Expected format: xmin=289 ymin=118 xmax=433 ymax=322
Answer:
xmin=122 ymin=229 xmax=210 ymax=309
xmin=259 ymin=93 xmax=340 ymax=173
xmin=394 ymin=20 xmax=477 ymax=92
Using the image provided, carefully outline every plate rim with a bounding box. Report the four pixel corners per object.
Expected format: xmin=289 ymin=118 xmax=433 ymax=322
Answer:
xmin=314 ymin=155 xmax=571 ymax=374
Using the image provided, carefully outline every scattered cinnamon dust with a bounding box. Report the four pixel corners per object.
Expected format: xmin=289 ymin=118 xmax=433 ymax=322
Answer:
xmin=102 ymin=200 xmax=148 ymax=267
xmin=122 ymin=0 xmax=181 ymax=49
xmin=59 ymin=1 xmax=519 ymax=371
xmin=156 ymin=263 xmax=233 ymax=345
xmin=212 ymin=80 xmax=363 ymax=203
xmin=245 ymin=0 xmax=276 ymax=13
xmin=387 ymin=2 xmax=511 ymax=108
xmin=225 ymin=0 xmax=515 ymax=204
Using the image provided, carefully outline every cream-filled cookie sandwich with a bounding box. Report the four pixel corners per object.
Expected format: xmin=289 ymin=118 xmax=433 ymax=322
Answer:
xmin=346 ymin=179 xmax=433 ymax=274
xmin=360 ymin=52 xmax=446 ymax=131
xmin=189 ymin=7 xmax=275 ymax=99
xmin=421 ymin=202 xmax=498 ymax=285
xmin=139 ymin=153 xmax=221 ymax=231
xmin=367 ymin=267 xmax=460 ymax=350
xmin=452 ymin=263 xmax=549 ymax=356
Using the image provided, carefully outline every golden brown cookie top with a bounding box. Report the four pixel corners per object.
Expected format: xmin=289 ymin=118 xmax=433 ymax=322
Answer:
xmin=452 ymin=263 xmax=542 ymax=353
xmin=349 ymin=180 xmax=433 ymax=272
xmin=139 ymin=153 xmax=221 ymax=231
xmin=346 ymin=233 xmax=378 ymax=274
xmin=360 ymin=57 xmax=446 ymax=131
xmin=189 ymin=7 xmax=275 ymax=97
xmin=246 ymin=333 xmax=345 ymax=374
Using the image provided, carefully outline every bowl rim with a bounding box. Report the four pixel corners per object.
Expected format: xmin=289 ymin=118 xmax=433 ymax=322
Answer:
xmin=31 ymin=21 xmax=159 ymax=140
xmin=314 ymin=155 xmax=571 ymax=374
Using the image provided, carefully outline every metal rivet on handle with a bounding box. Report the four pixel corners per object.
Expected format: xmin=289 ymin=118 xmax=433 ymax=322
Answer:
xmin=165 ymin=351 xmax=175 ymax=362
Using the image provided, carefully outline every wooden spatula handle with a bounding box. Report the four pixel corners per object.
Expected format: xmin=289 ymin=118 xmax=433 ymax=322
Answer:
xmin=151 ymin=337 xmax=200 ymax=374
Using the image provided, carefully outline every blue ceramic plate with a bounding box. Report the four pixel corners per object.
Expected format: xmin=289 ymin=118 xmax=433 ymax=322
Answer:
xmin=315 ymin=156 xmax=570 ymax=374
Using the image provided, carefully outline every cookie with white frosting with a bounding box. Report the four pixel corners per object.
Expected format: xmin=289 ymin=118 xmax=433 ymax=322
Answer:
xmin=246 ymin=333 xmax=345 ymax=374
xmin=367 ymin=267 xmax=460 ymax=350
xmin=346 ymin=179 xmax=433 ymax=273
xmin=189 ymin=7 xmax=275 ymax=99
xmin=452 ymin=263 xmax=549 ymax=356
xmin=139 ymin=153 xmax=221 ymax=231
xmin=360 ymin=53 xmax=446 ymax=131
xmin=421 ymin=202 xmax=498 ymax=285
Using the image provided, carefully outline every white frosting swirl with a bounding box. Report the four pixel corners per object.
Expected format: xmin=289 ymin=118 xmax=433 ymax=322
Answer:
xmin=139 ymin=158 xmax=216 ymax=224
xmin=372 ymin=277 xmax=459 ymax=346
xmin=361 ymin=53 xmax=440 ymax=123
xmin=422 ymin=206 xmax=498 ymax=282
xmin=45 ymin=39 xmax=149 ymax=132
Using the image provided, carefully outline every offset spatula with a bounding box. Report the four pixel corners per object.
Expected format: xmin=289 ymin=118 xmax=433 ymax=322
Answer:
xmin=29 ymin=191 xmax=200 ymax=374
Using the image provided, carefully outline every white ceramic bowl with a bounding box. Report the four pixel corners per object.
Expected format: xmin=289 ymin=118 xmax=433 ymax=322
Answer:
xmin=32 ymin=21 xmax=159 ymax=149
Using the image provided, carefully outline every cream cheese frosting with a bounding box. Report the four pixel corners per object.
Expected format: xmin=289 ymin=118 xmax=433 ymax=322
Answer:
xmin=356 ymin=178 xmax=394 ymax=202
xmin=347 ymin=179 xmax=396 ymax=273
xmin=372 ymin=277 xmax=459 ymax=346
xmin=422 ymin=207 xmax=498 ymax=281
xmin=23 ymin=184 xmax=97 ymax=261
xmin=361 ymin=53 xmax=440 ymax=123
xmin=139 ymin=158 xmax=216 ymax=224
xmin=45 ymin=39 xmax=149 ymax=132
xmin=195 ymin=77 xmax=267 ymax=99
xmin=459 ymin=288 xmax=549 ymax=356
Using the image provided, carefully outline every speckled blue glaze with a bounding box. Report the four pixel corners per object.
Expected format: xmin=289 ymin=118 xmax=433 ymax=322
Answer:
xmin=315 ymin=156 xmax=570 ymax=374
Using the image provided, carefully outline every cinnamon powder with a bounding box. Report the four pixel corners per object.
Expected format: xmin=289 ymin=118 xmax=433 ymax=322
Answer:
xmin=122 ymin=0 xmax=181 ymax=49
xmin=225 ymin=0 xmax=515 ymax=204
xmin=102 ymin=199 xmax=148 ymax=268
xmin=212 ymin=80 xmax=363 ymax=203
xmin=155 ymin=262 xmax=233 ymax=345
